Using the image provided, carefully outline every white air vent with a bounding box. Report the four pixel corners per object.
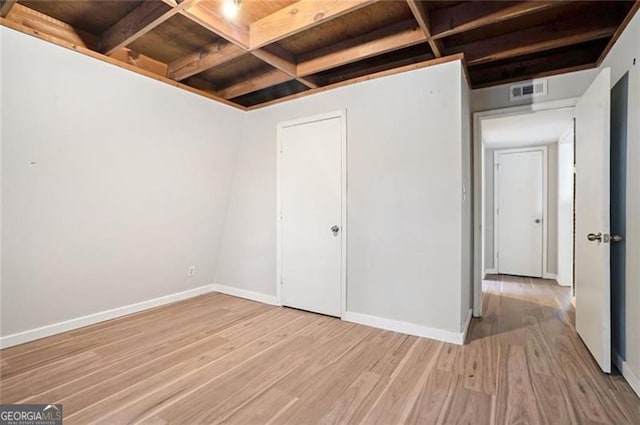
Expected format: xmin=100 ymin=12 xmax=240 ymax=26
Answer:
xmin=509 ymin=79 xmax=547 ymax=101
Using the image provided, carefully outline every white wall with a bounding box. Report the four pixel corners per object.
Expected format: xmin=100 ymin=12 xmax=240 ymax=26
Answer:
xmin=460 ymin=73 xmax=473 ymax=327
xmin=557 ymin=124 xmax=574 ymax=287
xmin=216 ymin=60 xmax=471 ymax=335
xmin=0 ymin=27 xmax=244 ymax=337
xmin=600 ymin=11 xmax=640 ymax=393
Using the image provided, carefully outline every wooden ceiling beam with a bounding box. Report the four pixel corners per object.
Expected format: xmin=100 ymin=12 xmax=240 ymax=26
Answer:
xmin=168 ymin=41 xmax=246 ymax=81
xmin=0 ymin=4 xmax=244 ymax=109
xmin=251 ymin=47 xmax=317 ymax=88
xmin=430 ymin=1 xmax=565 ymax=40
xmin=469 ymin=40 xmax=604 ymax=87
xmin=297 ymin=20 xmax=426 ymax=76
xmin=6 ymin=4 xmax=168 ymax=76
xmin=181 ymin=1 xmax=250 ymax=49
xmin=249 ymin=54 xmax=464 ymax=110
xmin=472 ymin=64 xmax=596 ymax=90
xmin=458 ymin=16 xmax=618 ymax=66
xmin=316 ymin=50 xmax=434 ymax=86
xmin=100 ymin=0 xmax=197 ymax=56
xmin=7 ymin=3 xmax=100 ymax=50
xmin=249 ymin=0 xmax=377 ymax=49
xmin=405 ymin=0 xmax=442 ymax=57
xmin=0 ymin=0 xmax=17 ymax=18
xmin=166 ymin=1 xmax=318 ymax=89
xmin=218 ymin=69 xmax=293 ymax=99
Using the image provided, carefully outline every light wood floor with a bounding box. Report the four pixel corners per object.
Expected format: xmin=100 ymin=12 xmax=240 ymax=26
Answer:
xmin=1 ymin=276 xmax=639 ymax=424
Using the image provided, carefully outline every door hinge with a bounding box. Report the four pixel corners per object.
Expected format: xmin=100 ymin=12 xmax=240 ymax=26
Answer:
xmin=496 ymin=208 xmax=499 ymax=215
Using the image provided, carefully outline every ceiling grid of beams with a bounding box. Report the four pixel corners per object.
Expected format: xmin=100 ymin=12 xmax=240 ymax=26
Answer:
xmin=1 ymin=0 xmax=638 ymax=108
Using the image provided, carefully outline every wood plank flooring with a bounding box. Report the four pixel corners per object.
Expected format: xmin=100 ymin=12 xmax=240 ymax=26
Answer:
xmin=1 ymin=275 xmax=639 ymax=424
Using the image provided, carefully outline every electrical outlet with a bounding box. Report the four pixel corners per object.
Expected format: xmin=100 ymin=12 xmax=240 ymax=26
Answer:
xmin=187 ymin=266 xmax=196 ymax=277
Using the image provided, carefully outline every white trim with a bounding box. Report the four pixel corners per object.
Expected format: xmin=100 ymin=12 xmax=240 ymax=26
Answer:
xmin=494 ymin=146 xmax=548 ymax=278
xmin=484 ymin=268 xmax=497 ymax=276
xmin=614 ymin=351 xmax=640 ymax=397
xmin=0 ymin=285 xmax=214 ymax=349
xmin=461 ymin=309 xmax=473 ymax=343
xmin=473 ymin=98 xmax=580 ymax=317
xmin=212 ymin=284 xmax=280 ymax=306
xmin=543 ymin=272 xmax=558 ymax=280
xmin=343 ymin=311 xmax=468 ymax=345
xmin=276 ymin=110 xmax=348 ymax=317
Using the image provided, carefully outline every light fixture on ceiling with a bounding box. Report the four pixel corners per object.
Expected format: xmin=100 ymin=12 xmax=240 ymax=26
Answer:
xmin=222 ymin=0 xmax=241 ymax=19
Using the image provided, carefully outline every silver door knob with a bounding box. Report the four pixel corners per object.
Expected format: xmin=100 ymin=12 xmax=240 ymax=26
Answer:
xmin=331 ymin=225 xmax=340 ymax=235
xmin=587 ymin=233 xmax=602 ymax=242
xmin=611 ymin=234 xmax=623 ymax=242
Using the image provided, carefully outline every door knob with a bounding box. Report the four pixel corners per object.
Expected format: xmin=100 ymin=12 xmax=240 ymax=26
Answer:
xmin=331 ymin=225 xmax=340 ymax=235
xmin=611 ymin=234 xmax=623 ymax=242
xmin=534 ymin=218 xmax=542 ymax=224
xmin=587 ymin=232 xmax=602 ymax=242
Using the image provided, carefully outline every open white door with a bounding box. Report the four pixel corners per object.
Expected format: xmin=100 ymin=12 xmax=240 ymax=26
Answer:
xmin=575 ymin=67 xmax=611 ymax=373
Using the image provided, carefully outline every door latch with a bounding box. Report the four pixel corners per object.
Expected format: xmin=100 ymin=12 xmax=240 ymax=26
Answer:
xmin=587 ymin=233 xmax=623 ymax=243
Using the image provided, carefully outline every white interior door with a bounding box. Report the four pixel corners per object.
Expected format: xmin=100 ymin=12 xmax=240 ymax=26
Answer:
xmin=575 ymin=67 xmax=611 ymax=373
xmin=279 ymin=113 xmax=344 ymax=317
xmin=495 ymin=148 xmax=544 ymax=277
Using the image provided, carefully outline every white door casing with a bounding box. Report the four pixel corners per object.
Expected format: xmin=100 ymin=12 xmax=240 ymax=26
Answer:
xmin=277 ymin=111 xmax=346 ymax=317
xmin=494 ymin=147 xmax=546 ymax=278
xmin=575 ymin=68 xmax=612 ymax=373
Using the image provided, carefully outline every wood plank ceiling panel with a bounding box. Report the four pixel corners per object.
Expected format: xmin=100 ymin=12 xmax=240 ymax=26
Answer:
xmin=127 ymin=13 xmax=227 ymax=64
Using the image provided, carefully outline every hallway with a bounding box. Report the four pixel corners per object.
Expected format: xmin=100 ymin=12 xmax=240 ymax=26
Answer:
xmin=472 ymin=275 xmax=639 ymax=424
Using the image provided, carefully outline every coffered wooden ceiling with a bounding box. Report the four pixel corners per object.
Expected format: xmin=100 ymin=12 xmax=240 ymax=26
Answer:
xmin=1 ymin=0 xmax=638 ymax=109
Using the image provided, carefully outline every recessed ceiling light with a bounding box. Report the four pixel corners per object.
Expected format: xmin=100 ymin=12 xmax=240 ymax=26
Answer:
xmin=222 ymin=0 xmax=241 ymax=19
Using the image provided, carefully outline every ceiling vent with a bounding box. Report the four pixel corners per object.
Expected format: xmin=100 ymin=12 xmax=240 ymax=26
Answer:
xmin=509 ymin=79 xmax=547 ymax=101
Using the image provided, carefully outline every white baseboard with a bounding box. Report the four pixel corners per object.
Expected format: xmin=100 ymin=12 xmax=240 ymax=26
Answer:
xmin=614 ymin=351 xmax=640 ymax=397
xmin=0 ymin=285 xmax=215 ymax=349
xmin=484 ymin=268 xmax=497 ymax=276
xmin=343 ymin=311 xmax=468 ymax=345
xmin=543 ymin=273 xmax=557 ymax=280
xmin=212 ymin=284 xmax=280 ymax=306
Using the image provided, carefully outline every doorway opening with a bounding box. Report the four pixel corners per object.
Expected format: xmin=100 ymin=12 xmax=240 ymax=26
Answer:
xmin=474 ymin=68 xmax=625 ymax=376
xmin=477 ymin=106 xmax=575 ymax=288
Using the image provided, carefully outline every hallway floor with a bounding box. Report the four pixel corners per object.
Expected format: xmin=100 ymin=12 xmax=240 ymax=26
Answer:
xmin=1 ymin=275 xmax=638 ymax=424
xmin=474 ymin=275 xmax=639 ymax=424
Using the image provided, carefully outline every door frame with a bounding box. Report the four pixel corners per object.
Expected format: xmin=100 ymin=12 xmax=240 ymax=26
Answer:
xmin=473 ymin=98 xmax=580 ymax=316
xmin=276 ymin=110 xmax=347 ymax=317
xmin=493 ymin=146 xmax=548 ymax=278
